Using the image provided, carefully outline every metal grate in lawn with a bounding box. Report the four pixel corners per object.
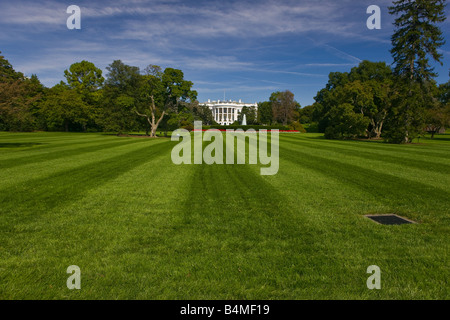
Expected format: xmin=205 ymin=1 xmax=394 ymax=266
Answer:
xmin=365 ymin=214 xmax=416 ymax=225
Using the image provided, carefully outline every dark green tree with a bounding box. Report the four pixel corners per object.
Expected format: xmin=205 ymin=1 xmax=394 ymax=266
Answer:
xmin=313 ymin=61 xmax=394 ymax=139
xmin=192 ymin=102 xmax=215 ymax=125
xmin=425 ymin=71 xmax=450 ymax=137
xmin=0 ymin=52 xmax=43 ymax=131
xmin=39 ymin=83 xmax=92 ymax=132
xmin=313 ymin=72 xmax=350 ymax=132
xmin=388 ymin=0 xmax=447 ymax=143
xmin=257 ymin=101 xmax=273 ymax=125
xmin=100 ymin=60 xmax=142 ymax=133
xmin=323 ymin=104 xmax=370 ymax=140
xmin=64 ymin=60 xmax=104 ymax=105
xmin=0 ymin=51 xmax=24 ymax=82
xmin=270 ymin=90 xmax=299 ymax=126
xmin=390 ymin=0 xmax=446 ymax=81
xmin=0 ymin=76 xmax=43 ymax=131
xmin=439 ymin=71 xmax=450 ymax=104
xmin=298 ymin=105 xmax=315 ymax=124
xmin=237 ymin=106 xmax=257 ymax=125
xmin=134 ymin=67 xmax=197 ymax=137
xmin=64 ymin=61 xmax=104 ymax=93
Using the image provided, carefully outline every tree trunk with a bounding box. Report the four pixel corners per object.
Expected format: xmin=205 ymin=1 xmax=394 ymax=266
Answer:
xmin=134 ymin=95 xmax=165 ymax=138
xmin=151 ymin=110 xmax=165 ymax=137
xmin=404 ymin=54 xmax=414 ymax=144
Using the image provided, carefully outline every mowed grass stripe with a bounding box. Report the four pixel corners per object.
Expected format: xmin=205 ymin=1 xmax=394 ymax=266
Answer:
xmin=0 ymin=138 xmax=146 ymax=170
xmin=279 ymin=135 xmax=450 ymax=193
xmin=278 ymin=144 xmax=450 ymax=222
xmin=136 ymin=137 xmax=332 ymax=299
xmin=0 ymin=140 xmax=193 ymax=299
xmin=0 ymin=134 xmax=123 ymax=160
xmin=0 ymin=137 xmax=157 ymax=190
xmin=0 ymin=135 xmax=118 ymax=164
xmin=0 ymin=133 xmax=109 ymax=146
xmin=0 ymin=132 xmax=448 ymax=299
xmin=150 ymin=137 xmax=439 ymax=299
xmin=282 ymin=133 xmax=450 ymax=160
xmin=270 ymin=140 xmax=448 ymax=298
xmin=281 ymin=134 xmax=450 ymax=163
xmin=0 ymin=139 xmax=170 ymax=223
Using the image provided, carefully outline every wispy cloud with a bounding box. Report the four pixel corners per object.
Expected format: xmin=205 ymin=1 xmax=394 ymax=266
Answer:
xmin=304 ymin=63 xmax=358 ymax=67
xmin=2 ymin=0 xmax=449 ymax=106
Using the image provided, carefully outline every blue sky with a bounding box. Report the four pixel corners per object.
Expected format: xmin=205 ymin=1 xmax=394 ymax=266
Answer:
xmin=1 ymin=0 xmax=449 ymax=106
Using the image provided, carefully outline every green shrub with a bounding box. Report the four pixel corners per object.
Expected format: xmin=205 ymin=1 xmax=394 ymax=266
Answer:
xmin=182 ymin=124 xmax=194 ymax=131
xmin=288 ymin=121 xmax=306 ymax=133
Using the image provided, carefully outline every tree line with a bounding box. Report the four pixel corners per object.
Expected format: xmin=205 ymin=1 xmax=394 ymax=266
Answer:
xmin=300 ymin=0 xmax=450 ymax=143
xmin=0 ymin=1 xmax=448 ymax=143
xmin=0 ymin=57 xmax=202 ymax=137
xmin=0 ymin=52 xmax=304 ymax=135
xmin=299 ymin=61 xmax=449 ymax=142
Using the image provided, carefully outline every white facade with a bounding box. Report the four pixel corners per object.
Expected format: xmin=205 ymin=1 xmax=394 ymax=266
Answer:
xmin=202 ymin=99 xmax=258 ymax=126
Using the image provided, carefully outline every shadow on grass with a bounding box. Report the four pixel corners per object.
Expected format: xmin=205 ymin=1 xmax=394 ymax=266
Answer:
xmin=281 ymin=134 xmax=450 ymax=159
xmin=0 ymin=142 xmax=45 ymax=148
xmin=0 ymin=140 xmax=171 ymax=222
xmin=305 ymin=133 xmax=450 ymax=144
xmin=101 ymin=133 xmax=172 ymax=139
xmin=281 ymin=138 xmax=450 ymax=173
xmin=303 ymin=135 xmax=390 ymax=145
xmin=0 ymin=139 xmax=146 ymax=170
xmin=421 ymin=134 xmax=450 ymax=142
xmin=279 ymin=144 xmax=450 ymax=207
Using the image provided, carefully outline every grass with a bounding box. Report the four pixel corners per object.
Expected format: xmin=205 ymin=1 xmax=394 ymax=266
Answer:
xmin=0 ymin=131 xmax=448 ymax=299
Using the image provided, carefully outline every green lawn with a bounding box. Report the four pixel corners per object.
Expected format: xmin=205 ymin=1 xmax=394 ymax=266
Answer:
xmin=0 ymin=131 xmax=448 ymax=299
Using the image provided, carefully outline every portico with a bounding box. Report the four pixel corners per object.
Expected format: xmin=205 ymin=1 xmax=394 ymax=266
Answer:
xmin=202 ymin=99 xmax=258 ymax=126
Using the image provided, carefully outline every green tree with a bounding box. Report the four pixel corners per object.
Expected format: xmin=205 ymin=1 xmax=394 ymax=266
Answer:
xmin=439 ymin=71 xmax=450 ymax=104
xmin=349 ymin=61 xmax=394 ymax=139
xmin=257 ymin=101 xmax=273 ymax=125
xmin=167 ymin=104 xmax=194 ymax=131
xmin=271 ymin=90 xmax=299 ymax=125
xmin=384 ymin=79 xmax=434 ymax=143
xmin=192 ymin=102 xmax=215 ymax=125
xmin=298 ymin=105 xmax=315 ymax=124
xmin=0 ymin=51 xmax=24 ymax=82
xmin=425 ymin=103 xmax=449 ymax=137
xmin=426 ymin=72 xmax=450 ymax=137
xmin=323 ymin=104 xmax=370 ymax=140
xmin=313 ymin=72 xmax=350 ymax=132
xmin=0 ymin=77 xmax=43 ymax=131
xmin=39 ymin=83 xmax=92 ymax=132
xmin=100 ymin=60 xmax=141 ymax=133
xmin=0 ymin=52 xmax=43 ymax=131
xmin=390 ymin=0 xmax=446 ymax=81
xmin=63 ymin=60 xmax=104 ymax=131
xmin=64 ymin=61 xmax=104 ymax=93
xmin=336 ymin=80 xmax=390 ymax=139
xmin=237 ymin=106 xmax=257 ymax=125
xmin=134 ymin=66 xmax=197 ymax=137
xmin=388 ymin=0 xmax=447 ymax=143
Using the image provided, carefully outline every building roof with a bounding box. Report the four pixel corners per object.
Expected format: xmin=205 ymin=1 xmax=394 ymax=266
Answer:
xmin=202 ymin=99 xmax=258 ymax=107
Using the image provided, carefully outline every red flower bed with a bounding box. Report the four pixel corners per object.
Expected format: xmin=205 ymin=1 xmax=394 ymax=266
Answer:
xmin=191 ymin=129 xmax=300 ymax=133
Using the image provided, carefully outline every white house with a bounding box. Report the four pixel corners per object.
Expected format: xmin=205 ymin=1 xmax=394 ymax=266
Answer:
xmin=202 ymin=99 xmax=258 ymax=126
